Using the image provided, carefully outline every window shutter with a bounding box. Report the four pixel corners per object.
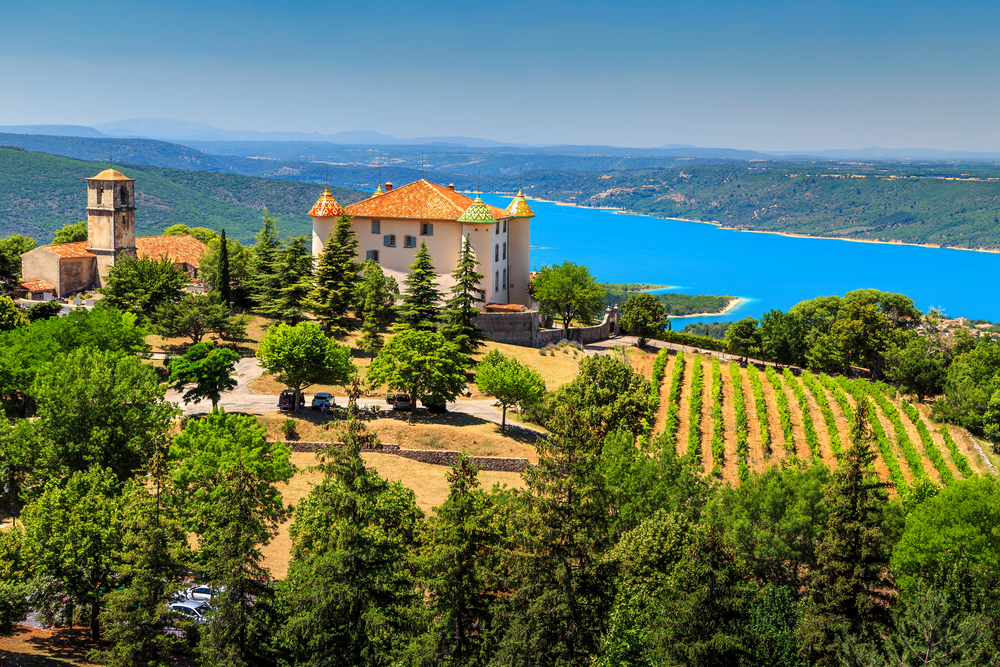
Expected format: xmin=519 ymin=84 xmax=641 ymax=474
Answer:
xmin=366 ymin=250 xmax=373 ymax=261
xmin=383 ymin=235 xmax=390 ymax=247
xmin=372 ymin=220 xmax=380 ymax=233
xmin=427 ymin=223 xmax=433 ymax=236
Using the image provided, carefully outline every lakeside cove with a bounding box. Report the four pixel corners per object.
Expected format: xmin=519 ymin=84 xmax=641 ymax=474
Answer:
xmin=481 ymin=194 xmax=1000 ymax=324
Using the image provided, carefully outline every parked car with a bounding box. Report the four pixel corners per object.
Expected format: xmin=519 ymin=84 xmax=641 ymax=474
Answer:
xmin=183 ymin=584 xmax=215 ymax=602
xmin=169 ymin=600 xmax=214 ymax=624
xmin=391 ymin=393 xmax=412 ymax=411
xmin=421 ymin=398 xmax=447 ymax=413
xmin=311 ymin=392 xmax=335 ymax=411
xmin=278 ymin=389 xmax=305 ymax=412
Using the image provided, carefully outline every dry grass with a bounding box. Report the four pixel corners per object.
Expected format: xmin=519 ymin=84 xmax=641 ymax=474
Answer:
xmin=261 ymin=451 xmax=527 ymax=579
xmin=147 ymin=314 xmax=274 ymax=357
xmin=0 ymin=626 xmax=105 ymax=667
xmin=624 ymin=346 xmax=659 ymax=381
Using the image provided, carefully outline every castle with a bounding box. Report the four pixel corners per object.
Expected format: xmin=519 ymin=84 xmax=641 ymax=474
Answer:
xmin=307 ymin=180 xmax=534 ymax=310
xmin=19 ymin=169 xmax=207 ymax=298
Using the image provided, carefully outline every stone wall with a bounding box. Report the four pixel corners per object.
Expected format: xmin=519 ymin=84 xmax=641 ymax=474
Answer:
xmin=278 ymin=441 xmax=527 ymax=473
xmin=474 ymin=307 xmax=619 ymax=348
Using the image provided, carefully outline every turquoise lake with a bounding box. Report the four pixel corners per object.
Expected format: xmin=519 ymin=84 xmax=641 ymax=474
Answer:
xmin=482 ymin=195 xmax=1000 ymax=324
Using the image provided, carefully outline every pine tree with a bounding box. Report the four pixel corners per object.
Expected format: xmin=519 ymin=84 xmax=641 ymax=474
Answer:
xmin=260 ymin=236 xmax=313 ymax=325
xmin=217 ymin=227 xmax=231 ymax=310
xmin=95 ymin=452 xmax=190 ymax=667
xmin=441 ymin=233 xmax=488 ymax=355
xmin=308 ymin=216 xmax=360 ymax=338
xmin=797 ymin=400 xmax=893 ymax=666
xmin=247 ymin=210 xmax=283 ymax=314
xmin=395 ymin=240 xmax=443 ymax=332
xmin=358 ymin=263 xmax=387 ymax=359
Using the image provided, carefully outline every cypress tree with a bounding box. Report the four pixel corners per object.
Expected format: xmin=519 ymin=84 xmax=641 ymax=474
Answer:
xmin=217 ymin=227 xmax=231 ymax=310
xmin=308 ymin=216 xmax=360 ymax=338
xmin=395 ymin=240 xmax=443 ymax=332
xmin=441 ymin=233 xmax=488 ymax=355
xmin=797 ymin=399 xmax=893 ymax=666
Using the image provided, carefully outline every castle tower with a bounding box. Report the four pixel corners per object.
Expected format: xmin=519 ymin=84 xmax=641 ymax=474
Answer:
xmin=85 ymin=168 xmax=137 ymax=283
xmin=307 ymin=187 xmax=345 ymax=256
xmin=505 ymin=189 xmax=534 ymax=308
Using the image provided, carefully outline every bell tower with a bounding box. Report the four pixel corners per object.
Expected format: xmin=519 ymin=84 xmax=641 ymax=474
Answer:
xmin=85 ymin=168 xmax=137 ymax=283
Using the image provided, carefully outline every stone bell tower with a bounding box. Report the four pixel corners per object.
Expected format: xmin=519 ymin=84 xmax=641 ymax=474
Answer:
xmin=85 ymin=168 xmax=137 ymax=284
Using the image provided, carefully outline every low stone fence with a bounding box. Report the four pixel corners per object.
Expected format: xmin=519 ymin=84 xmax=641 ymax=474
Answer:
xmin=277 ymin=441 xmax=528 ymax=473
xmin=474 ymin=307 xmax=618 ymax=348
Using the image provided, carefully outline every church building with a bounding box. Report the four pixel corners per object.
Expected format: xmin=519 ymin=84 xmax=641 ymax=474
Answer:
xmin=308 ymin=180 xmax=534 ymax=309
xmin=19 ymin=169 xmax=208 ymax=298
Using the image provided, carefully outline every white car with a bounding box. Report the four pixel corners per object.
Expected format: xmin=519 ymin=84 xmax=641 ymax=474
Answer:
xmin=170 ymin=600 xmax=213 ymax=624
xmin=311 ymin=392 xmax=335 ymax=411
xmin=183 ymin=584 xmax=215 ymax=602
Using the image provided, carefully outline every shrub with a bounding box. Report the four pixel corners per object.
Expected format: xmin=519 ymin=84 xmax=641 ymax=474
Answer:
xmin=281 ymin=418 xmax=298 ymax=440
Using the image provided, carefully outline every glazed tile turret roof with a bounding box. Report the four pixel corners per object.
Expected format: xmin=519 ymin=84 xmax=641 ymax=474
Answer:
xmin=505 ymin=189 xmax=535 ymax=218
xmin=344 ymin=180 xmax=508 ymax=222
xmin=457 ymin=195 xmax=497 ymax=224
xmin=307 ymin=188 xmax=344 ymax=218
xmin=86 ymin=168 xmax=134 ymax=181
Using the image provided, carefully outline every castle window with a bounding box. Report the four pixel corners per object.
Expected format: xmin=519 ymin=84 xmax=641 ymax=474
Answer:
xmin=405 ymin=235 xmax=415 ymax=248
xmin=420 ymin=223 xmax=434 ymax=236
xmin=120 ymin=187 xmax=130 ymax=207
xmin=366 ymin=250 xmax=380 ymax=263
xmin=495 ymin=271 xmax=499 ymax=292
xmin=503 ymin=220 xmax=507 ymax=233
xmin=502 ymin=242 xmax=506 ymax=260
xmin=495 ymin=224 xmax=499 ymax=235
xmin=503 ymin=269 xmax=507 ymax=290
xmin=495 ymin=244 xmax=499 ymax=262
xmin=372 ymin=220 xmax=380 ymax=233
xmin=97 ymin=184 xmax=103 ymax=205
xmin=384 ymin=234 xmax=396 ymax=247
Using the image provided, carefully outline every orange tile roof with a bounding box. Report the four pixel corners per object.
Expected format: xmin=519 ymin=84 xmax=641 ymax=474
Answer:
xmin=344 ymin=180 xmax=509 ymax=222
xmin=43 ymin=241 xmax=94 ymax=258
xmin=39 ymin=235 xmax=209 ymax=267
xmin=485 ymin=303 xmax=527 ymax=312
xmin=136 ymin=235 xmax=209 ymax=267
xmin=21 ymin=279 xmax=55 ymax=292
xmin=86 ymin=168 xmax=134 ymax=181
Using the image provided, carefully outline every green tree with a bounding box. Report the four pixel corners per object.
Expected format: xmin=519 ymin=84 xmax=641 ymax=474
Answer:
xmin=0 ymin=295 xmax=27 ymax=331
xmin=25 ymin=300 xmax=63 ymax=322
xmin=32 ymin=347 xmax=177 ymax=483
xmin=256 ymin=321 xmax=356 ymax=412
xmin=759 ymin=309 xmax=809 ymax=366
xmin=619 ymin=292 xmax=666 ymax=348
xmin=163 ymin=223 xmax=190 ymax=236
xmin=0 ymin=233 xmax=36 ymax=291
xmin=247 ymin=210 xmax=283 ymax=315
xmin=532 ymin=261 xmax=606 ymax=332
xmin=201 ymin=235 xmax=252 ymax=305
xmin=308 ymin=216 xmax=360 ymax=338
xmin=0 ymin=419 xmax=41 ymax=523
xmin=21 ymin=465 xmax=124 ymax=640
xmin=366 ymin=329 xmax=469 ymax=416
xmin=725 ymin=316 xmax=761 ymax=362
xmin=705 ymin=464 xmax=830 ymax=596
xmin=168 ymin=341 xmax=241 ymax=409
xmin=260 ymin=236 xmax=313 ymax=325
xmin=95 ymin=454 xmax=191 ymax=667
xmin=395 ymin=240 xmax=444 ymax=331
xmin=153 ymin=293 xmax=236 ymax=345
xmin=493 ymin=407 xmax=614 ymax=666
xmin=356 ymin=259 xmax=398 ymax=327
xmin=441 ymin=234 xmax=487 ymax=354
xmin=474 ymin=349 xmax=546 ymax=430
xmin=280 ymin=421 xmax=422 ymax=666
xmin=0 ymin=529 xmax=30 ymax=635
xmin=932 ymin=340 xmax=1000 ymax=440
xmin=52 ymin=221 xmax=87 ymax=244
xmin=100 ymin=255 xmax=187 ymax=319
xmin=413 ymin=453 xmax=503 ymax=665
xmin=198 ymin=461 xmax=288 ymax=667
xmin=830 ymin=301 xmax=896 ymax=376
xmin=168 ymin=409 xmax=295 ymax=538
xmin=798 ymin=401 xmax=893 ymax=666
xmin=553 ymin=354 xmax=653 ymax=439
xmin=217 ymin=227 xmax=231 ymax=307
xmin=884 ymin=334 xmax=946 ymax=402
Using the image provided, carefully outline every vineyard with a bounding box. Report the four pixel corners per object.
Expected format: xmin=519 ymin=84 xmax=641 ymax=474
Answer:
xmin=649 ymin=349 xmax=991 ymax=490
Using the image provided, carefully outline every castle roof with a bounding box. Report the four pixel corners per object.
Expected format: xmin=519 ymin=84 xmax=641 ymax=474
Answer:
xmin=307 ymin=187 xmax=344 ymax=218
xmin=86 ymin=169 xmax=134 ymax=181
xmin=20 ymin=279 xmax=56 ymax=293
xmin=457 ymin=195 xmax=497 ymax=224
xmin=38 ymin=235 xmax=208 ymax=266
xmin=343 ymin=179 xmax=508 ymax=223
xmin=505 ymin=189 xmax=535 ymax=218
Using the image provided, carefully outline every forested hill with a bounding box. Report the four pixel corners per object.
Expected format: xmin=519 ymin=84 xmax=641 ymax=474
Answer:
xmin=497 ymin=163 xmax=1000 ymax=250
xmin=0 ymin=147 xmax=364 ymax=243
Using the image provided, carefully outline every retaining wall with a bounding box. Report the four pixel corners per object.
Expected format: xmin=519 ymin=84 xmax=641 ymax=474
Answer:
xmin=474 ymin=308 xmax=617 ymax=348
xmin=277 ymin=441 xmax=528 ymax=473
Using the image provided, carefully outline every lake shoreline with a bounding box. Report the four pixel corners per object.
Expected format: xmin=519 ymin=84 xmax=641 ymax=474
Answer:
xmin=666 ymin=297 xmax=747 ymax=321
xmin=514 ymin=194 xmax=1000 ymax=255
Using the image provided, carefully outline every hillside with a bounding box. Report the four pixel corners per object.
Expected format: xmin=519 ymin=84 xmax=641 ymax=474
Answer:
xmin=0 ymin=147 xmax=365 ymax=243
xmin=653 ymin=350 xmax=990 ymax=489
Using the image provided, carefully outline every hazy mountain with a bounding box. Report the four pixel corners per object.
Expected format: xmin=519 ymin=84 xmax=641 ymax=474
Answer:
xmin=0 ymin=125 xmax=109 ymax=138
xmin=769 ymin=146 xmax=1000 ymax=160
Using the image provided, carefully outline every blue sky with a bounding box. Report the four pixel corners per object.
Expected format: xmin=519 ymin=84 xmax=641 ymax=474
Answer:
xmin=2 ymin=0 xmax=998 ymax=150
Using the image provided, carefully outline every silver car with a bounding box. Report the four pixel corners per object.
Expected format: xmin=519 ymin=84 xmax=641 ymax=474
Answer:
xmin=311 ymin=392 xmax=335 ymax=411
xmin=183 ymin=584 xmax=214 ymax=602
xmin=170 ymin=599 xmax=213 ymax=624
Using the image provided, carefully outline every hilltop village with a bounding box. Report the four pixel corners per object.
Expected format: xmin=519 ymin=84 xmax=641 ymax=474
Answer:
xmin=1 ymin=165 xmax=1000 ymax=667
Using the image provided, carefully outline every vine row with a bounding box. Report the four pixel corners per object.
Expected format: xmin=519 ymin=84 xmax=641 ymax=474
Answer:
xmin=938 ymin=427 xmax=974 ymax=478
xmin=661 ymin=352 xmax=686 ymax=451
xmin=687 ymin=355 xmax=705 ymax=463
xmin=836 ymin=377 xmax=908 ymax=492
xmin=868 ymin=388 xmax=926 ymax=481
xmin=746 ymin=365 xmax=771 ymax=454
xmin=898 ymin=399 xmax=954 ymax=485
xmin=765 ymin=367 xmax=795 ymax=453
xmin=730 ymin=363 xmax=750 ymax=482
xmin=711 ymin=358 xmax=725 ymax=475
xmin=784 ymin=369 xmax=820 ymax=463
xmin=801 ymin=372 xmax=843 ymax=459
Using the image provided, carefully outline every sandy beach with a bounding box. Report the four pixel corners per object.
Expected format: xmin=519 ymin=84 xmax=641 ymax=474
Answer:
xmin=666 ymin=296 xmax=747 ymax=320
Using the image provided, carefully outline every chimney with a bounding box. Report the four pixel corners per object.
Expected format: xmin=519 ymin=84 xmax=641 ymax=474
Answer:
xmin=448 ymin=183 xmax=455 ymax=191
xmin=385 ymin=182 xmax=393 ymax=192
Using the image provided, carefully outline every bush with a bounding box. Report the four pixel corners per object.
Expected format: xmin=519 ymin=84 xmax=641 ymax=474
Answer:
xmin=281 ymin=418 xmax=298 ymax=440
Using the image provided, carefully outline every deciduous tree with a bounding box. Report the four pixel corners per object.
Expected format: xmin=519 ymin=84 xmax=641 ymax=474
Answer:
xmin=0 ymin=233 xmax=36 ymax=291
xmin=52 ymin=221 xmax=87 ymax=245
xmin=532 ymin=261 xmax=606 ymax=332
xmin=725 ymin=316 xmax=761 ymax=362
xmin=366 ymin=329 xmax=469 ymax=417
xmin=168 ymin=341 xmax=241 ymax=409
xmin=256 ymin=321 xmax=356 ymax=411
xmin=100 ymin=255 xmax=187 ymax=319
xmin=0 ymin=295 xmax=27 ymax=331
xmin=620 ymin=292 xmax=666 ymax=348
xmin=474 ymin=349 xmax=545 ymax=430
